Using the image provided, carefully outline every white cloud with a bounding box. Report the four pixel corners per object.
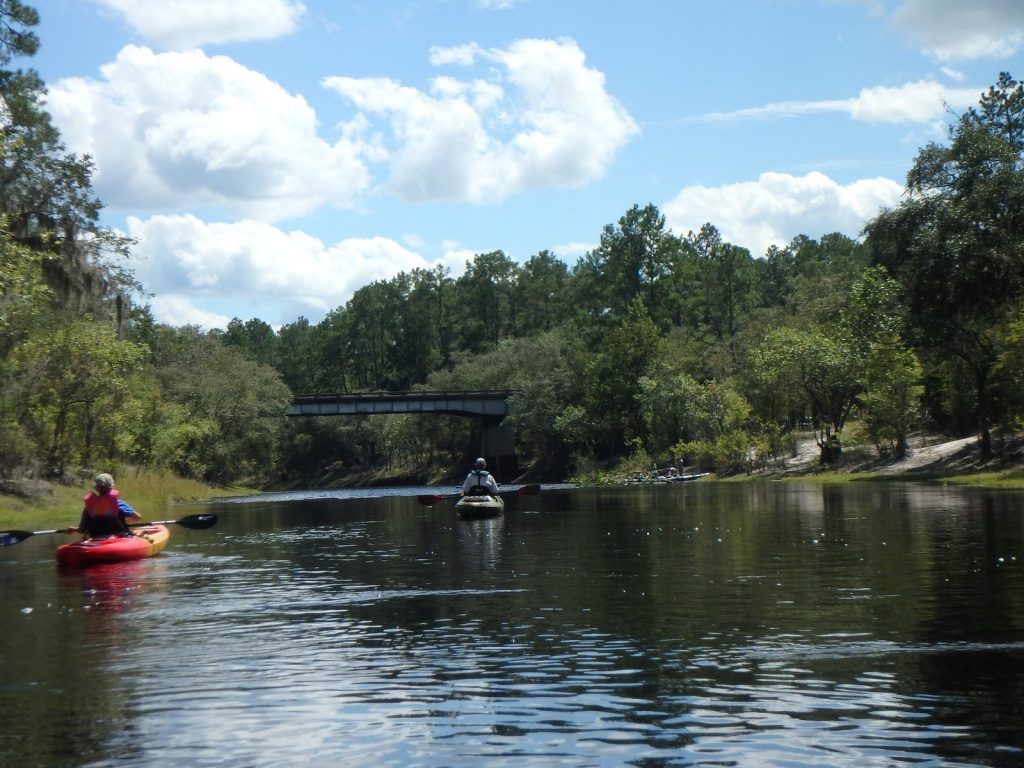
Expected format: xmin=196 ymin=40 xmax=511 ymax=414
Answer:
xmin=552 ymin=241 xmax=594 ymax=260
xmin=323 ymin=38 xmax=639 ymax=203
xmin=128 ymin=214 xmax=433 ymax=327
xmin=693 ymin=80 xmax=982 ymax=124
xmin=147 ymin=294 xmax=233 ymax=331
xmin=662 ymin=171 xmax=905 ymax=257
xmin=45 ymin=46 xmax=371 ymax=221
xmin=94 ymin=0 xmax=306 ymax=49
xmin=891 ymin=0 xmax=1024 ymax=61
xmin=472 ymin=0 xmax=524 ymax=9
xmin=429 ymin=43 xmax=484 ymax=66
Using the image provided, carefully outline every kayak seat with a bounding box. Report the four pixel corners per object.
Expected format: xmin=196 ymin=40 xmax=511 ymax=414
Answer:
xmin=467 ymin=485 xmax=491 ymax=496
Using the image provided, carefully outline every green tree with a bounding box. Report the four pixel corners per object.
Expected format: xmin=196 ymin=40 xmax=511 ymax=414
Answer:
xmin=342 ymin=279 xmax=403 ymax=389
xmin=516 ymin=250 xmax=570 ymax=336
xmin=861 ymin=336 xmax=923 ymax=457
xmin=840 ymin=265 xmax=906 ymax=356
xmin=153 ymin=328 xmax=292 ymax=482
xmin=670 ymin=379 xmax=754 ymax=475
xmin=14 ymin=318 xmax=147 ymax=473
xmin=454 ymin=250 xmax=518 ymax=353
xmin=0 ymin=219 xmax=49 ymax=472
xmin=0 ymin=1 xmax=136 ymax=328
xmin=993 ymin=307 xmax=1024 ymax=430
xmin=759 ymin=243 xmax=795 ymax=309
xmin=392 ymin=267 xmax=453 ymax=387
xmin=749 ymin=324 xmax=862 ymax=461
xmin=0 ymin=1 xmax=39 ymax=65
xmin=865 ymin=72 xmax=1024 ymax=455
xmin=583 ymin=297 xmax=662 ymax=456
xmin=219 ymin=317 xmax=279 ymax=367
xmin=573 ymin=204 xmax=683 ymax=330
xmin=502 ymin=328 xmax=582 ymax=474
xmin=688 ymin=224 xmax=758 ymax=342
xmin=0 ymin=218 xmax=48 ymax=357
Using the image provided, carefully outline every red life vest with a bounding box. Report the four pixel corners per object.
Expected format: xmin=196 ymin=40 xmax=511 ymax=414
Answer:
xmin=82 ymin=489 xmax=125 ymax=535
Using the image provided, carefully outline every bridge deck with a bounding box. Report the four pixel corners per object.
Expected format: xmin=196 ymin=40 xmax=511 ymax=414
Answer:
xmin=287 ymin=390 xmax=513 ymax=418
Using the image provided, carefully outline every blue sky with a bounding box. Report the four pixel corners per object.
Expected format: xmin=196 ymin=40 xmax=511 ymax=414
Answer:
xmin=27 ymin=0 xmax=1024 ymax=329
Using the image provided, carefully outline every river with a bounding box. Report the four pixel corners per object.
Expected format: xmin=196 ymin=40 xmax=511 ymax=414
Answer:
xmin=2 ymin=481 xmax=1023 ymax=767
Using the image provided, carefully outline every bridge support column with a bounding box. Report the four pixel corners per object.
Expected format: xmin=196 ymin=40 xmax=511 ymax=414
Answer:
xmin=480 ymin=421 xmax=517 ymax=482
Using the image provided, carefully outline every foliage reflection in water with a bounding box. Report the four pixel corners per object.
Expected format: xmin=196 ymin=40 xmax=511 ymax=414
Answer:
xmin=1 ymin=481 xmax=1023 ymax=766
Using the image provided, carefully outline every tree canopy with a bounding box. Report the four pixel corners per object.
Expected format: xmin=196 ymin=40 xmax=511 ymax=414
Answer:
xmin=1 ymin=2 xmax=1020 ymax=485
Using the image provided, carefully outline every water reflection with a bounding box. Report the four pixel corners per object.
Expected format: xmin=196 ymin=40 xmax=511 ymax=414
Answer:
xmin=456 ymin=515 xmax=505 ymax=573
xmin=2 ymin=481 xmax=1024 ymax=766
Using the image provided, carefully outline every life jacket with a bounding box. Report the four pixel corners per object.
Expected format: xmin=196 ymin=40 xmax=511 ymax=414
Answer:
xmin=82 ymin=489 xmax=126 ymax=536
xmin=468 ymin=470 xmax=493 ymax=496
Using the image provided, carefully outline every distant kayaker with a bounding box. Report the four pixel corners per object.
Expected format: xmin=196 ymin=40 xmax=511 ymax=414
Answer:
xmin=68 ymin=473 xmax=141 ymax=537
xmin=462 ymin=457 xmax=500 ymax=496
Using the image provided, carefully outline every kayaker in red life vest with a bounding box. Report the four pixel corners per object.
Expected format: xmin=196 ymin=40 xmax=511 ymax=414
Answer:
xmin=462 ymin=457 xmax=500 ymax=496
xmin=67 ymin=473 xmax=141 ymax=538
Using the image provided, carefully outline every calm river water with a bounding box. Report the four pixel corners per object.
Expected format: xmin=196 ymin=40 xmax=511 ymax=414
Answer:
xmin=2 ymin=481 xmax=1024 ymax=767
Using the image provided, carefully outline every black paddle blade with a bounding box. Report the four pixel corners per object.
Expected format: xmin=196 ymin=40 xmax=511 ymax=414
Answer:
xmin=176 ymin=514 xmax=218 ymax=530
xmin=516 ymin=483 xmax=541 ymax=495
xmin=0 ymin=530 xmax=34 ymax=546
xmin=416 ymin=495 xmax=446 ymax=506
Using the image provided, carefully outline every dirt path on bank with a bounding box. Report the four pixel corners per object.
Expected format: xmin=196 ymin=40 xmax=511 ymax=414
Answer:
xmin=778 ymin=433 xmax=985 ymax=476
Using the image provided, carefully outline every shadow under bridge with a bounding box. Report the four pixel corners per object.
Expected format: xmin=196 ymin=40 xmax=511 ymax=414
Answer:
xmin=286 ymin=390 xmax=518 ymax=481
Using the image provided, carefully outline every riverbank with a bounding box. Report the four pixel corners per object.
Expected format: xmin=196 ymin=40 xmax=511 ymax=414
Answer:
xmin=4 ymin=432 xmax=1024 ymax=531
xmin=758 ymin=431 xmax=1024 ymax=486
xmin=0 ymin=469 xmax=251 ymax=531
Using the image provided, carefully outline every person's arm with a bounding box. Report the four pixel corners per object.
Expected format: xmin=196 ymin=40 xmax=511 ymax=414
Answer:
xmin=488 ymin=474 xmax=500 ymax=493
xmin=118 ymin=499 xmax=142 ymax=523
xmin=67 ymin=510 xmax=86 ymax=535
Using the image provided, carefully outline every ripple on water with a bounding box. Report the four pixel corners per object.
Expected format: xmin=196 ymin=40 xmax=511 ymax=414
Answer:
xmin=7 ymin=483 xmax=1024 ymax=767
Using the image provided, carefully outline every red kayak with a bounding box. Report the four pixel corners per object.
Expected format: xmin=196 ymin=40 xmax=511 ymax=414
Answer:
xmin=56 ymin=525 xmax=170 ymax=568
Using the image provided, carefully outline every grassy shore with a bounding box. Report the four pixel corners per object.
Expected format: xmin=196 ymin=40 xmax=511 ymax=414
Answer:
xmin=763 ymin=468 xmax=1024 ymax=488
xmin=0 ymin=469 xmax=252 ymax=531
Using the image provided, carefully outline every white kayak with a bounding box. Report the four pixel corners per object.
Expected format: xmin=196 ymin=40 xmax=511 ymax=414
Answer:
xmin=455 ymin=494 xmax=505 ymax=519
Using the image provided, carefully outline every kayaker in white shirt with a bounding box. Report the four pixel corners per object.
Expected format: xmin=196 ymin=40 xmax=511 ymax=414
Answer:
xmin=462 ymin=457 xmax=500 ymax=496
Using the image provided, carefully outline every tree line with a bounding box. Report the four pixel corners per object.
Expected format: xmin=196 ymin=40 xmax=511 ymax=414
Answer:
xmin=2 ymin=2 xmax=1023 ymax=486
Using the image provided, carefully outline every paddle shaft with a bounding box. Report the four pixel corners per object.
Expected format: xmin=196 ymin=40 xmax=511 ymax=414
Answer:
xmin=417 ymin=483 xmax=540 ymax=506
xmin=0 ymin=513 xmax=218 ymax=546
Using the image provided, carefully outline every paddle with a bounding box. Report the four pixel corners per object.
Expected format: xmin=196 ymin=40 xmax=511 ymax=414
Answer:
xmin=416 ymin=483 xmax=541 ymax=507
xmin=0 ymin=513 xmax=219 ymax=547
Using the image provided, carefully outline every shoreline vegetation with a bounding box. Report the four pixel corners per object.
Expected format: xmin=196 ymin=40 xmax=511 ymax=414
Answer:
xmin=2 ymin=57 xmax=1023 ymax=523
xmin=573 ymin=430 xmax=1024 ymax=489
xmin=0 ymin=470 xmax=252 ymax=532
xmin=0 ymin=9 xmax=1021 ymax=547
xmin=4 ymin=431 xmax=1022 ymax=532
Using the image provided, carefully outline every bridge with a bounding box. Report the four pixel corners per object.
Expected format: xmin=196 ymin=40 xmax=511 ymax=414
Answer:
xmin=286 ymin=390 xmax=513 ymax=418
xmin=286 ymin=390 xmax=518 ymax=480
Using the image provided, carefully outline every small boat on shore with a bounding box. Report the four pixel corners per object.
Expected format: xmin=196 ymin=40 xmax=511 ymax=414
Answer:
xmin=624 ymin=471 xmax=710 ymax=485
xmin=669 ymin=472 xmax=710 ymax=482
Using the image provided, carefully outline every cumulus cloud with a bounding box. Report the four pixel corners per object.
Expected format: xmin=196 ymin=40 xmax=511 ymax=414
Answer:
xmin=693 ymin=80 xmax=982 ymax=124
xmin=322 ymin=38 xmax=639 ymax=203
xmin=147 ymin=294 xmax=233 ymax=331
xmin=662 ymin=171 xmax=905 ymax=257
xmin=128 ymin=214 xmax=434 ymax=327
xmin=46 ymin=46 xmax=371 ymax=221
xmin=891 ymin=0 xmax=1024 ymax=61
xmin=94 ymin=0 xmax=306 ymax=49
